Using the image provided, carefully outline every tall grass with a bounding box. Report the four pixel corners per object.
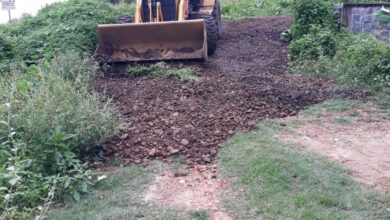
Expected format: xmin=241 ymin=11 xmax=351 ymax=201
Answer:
xmin=221 ymin=0 xmax=292 ymax=19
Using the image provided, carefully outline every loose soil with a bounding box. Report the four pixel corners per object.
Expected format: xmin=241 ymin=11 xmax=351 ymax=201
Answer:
xmin=144 ymin=165 xmax=232 ymax=220
xmin=281 ymin=109 xmax=390 ymax=191
xmin=94 ymin=17 xmax=364 ymax=165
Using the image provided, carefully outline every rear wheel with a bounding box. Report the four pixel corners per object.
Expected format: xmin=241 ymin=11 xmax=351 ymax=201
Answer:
xmin=197 ymin=13 xmax=218 ymax=55
xmin=213 ymin=0 xmax=222 ymax=38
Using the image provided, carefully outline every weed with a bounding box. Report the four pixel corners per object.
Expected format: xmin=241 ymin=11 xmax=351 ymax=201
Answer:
xmin=0 ymin=53 xmax=120 ymax=218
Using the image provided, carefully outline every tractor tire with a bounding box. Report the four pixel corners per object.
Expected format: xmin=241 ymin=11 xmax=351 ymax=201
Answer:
xmin=198 ymin=13 xmax=219 ymax=55
xmin=213 ymin=0 xmax=222 ymax=38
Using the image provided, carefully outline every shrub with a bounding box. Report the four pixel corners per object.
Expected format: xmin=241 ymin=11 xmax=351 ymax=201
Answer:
xmin=289 ymin=26 xmax=337 ymax=60
xmin=291 ymin=35 xmax=390 ymax=104
xmin=0 ymin=53 xmax=120 ymax=218
xmin=0 ymin=33 xmax=16 ymax=70
xmin=290 ymin=0 xmax=334 ymax=39
xmin=0 ymin=0 xmax=134 ymax=64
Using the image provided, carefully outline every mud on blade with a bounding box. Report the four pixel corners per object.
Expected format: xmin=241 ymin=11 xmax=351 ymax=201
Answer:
xmin=94 ymin=20 xmax=207 ymax=62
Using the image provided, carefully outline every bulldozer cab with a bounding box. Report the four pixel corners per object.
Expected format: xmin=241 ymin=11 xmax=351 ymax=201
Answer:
xmin=94 ymin=0 xmax=209 ymax=62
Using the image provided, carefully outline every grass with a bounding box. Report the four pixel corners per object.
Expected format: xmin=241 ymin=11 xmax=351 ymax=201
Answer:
xmin=218 ymin=100 xmax=390 ymax=220
xmin=300 ymin=99 xmax=359 ymax=118
xmin=127 ymin=62 xmax=200 ymax=81
xmin=220 ymin=0 xmax=292 ymax=19
xmin=46 ymin=163 xmax=199 ymax=220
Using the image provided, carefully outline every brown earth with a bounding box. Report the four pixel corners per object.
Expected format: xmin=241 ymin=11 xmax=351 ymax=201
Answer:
xmin=94 ymin=16 xmax=365 ymax=166
xmin=280 ymin=108 xmax=390 ymax=191
xmin=144 ymin=165 xmax=232 ymax=220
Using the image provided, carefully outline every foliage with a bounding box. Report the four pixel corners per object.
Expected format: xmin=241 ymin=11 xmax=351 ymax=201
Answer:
xmin=291 ymin=35 xmax=390 ymax=104
xmin=376 ymin=7 xmax=390 ymax=26
xmin=290 ymin=0 xmax=335 ymax=39
xmin=0 ymin=53 xmax=120 ymax=218
xmin=289 ymin=26 xmax=337 ymax=60
xmin=218 ymin=118 xmax=390 ymax=219
xmin=127 ymin=62 xmax=200 ymax=81
xmin=0 ymin=0 xmax=134 ymax=64
xmin=0 ymin=33 xmax=16 ymax=71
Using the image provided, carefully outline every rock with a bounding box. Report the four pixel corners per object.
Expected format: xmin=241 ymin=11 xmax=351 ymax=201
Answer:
xmin=148 ymin=148 xmax=157 ymax=157
xmin=172 ymin=127 xmax=181 ymax=135
xmin=181 ymin=139 xmax=190 ymax=145
xmin=154 ymin=129 xmax=164 ymax=136
xmin=121 ymin=133 xmax=129 ymax=140
xmin=167 ymin=146 xmax=179 ymax=154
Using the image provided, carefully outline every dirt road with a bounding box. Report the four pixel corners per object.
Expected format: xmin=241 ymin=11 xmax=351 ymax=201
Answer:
xmin=95 ymin=16 xmax=362 ymax=165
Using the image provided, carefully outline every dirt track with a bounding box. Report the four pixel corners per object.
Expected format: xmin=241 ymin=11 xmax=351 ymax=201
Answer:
xmin=95 ymin=17 xmax=363 ymax=165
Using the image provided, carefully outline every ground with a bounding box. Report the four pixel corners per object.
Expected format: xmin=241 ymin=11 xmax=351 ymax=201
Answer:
xmin=94 ymin=17 xmax=362 ymax=166
xmin=47 ymin=17 xmax=390 ymax=219
xmin=281 ymin=101 xmax=390 ymax=191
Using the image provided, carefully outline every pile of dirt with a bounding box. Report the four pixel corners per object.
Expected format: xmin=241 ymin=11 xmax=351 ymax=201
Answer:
xmin=94 ymin=16 xmax=365 ymax=165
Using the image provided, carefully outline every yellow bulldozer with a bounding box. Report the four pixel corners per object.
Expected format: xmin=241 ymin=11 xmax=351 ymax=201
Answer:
xmin=94 ymin=0 xmax=221 ymax=62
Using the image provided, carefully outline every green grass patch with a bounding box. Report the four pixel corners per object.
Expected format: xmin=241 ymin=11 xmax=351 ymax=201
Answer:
xmin=127 ymin=62 xmax=200 ymax=81
xmin=218 ymin=119 xmax=390 ymax=219
xmin=300 ymin=99 xmax=359 ymax=118
xmin=46 ymin=163 xmax=193 ymax=220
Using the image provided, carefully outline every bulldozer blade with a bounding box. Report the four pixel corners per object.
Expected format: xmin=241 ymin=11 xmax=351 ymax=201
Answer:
xmin=94 ymin=19 xmax=207 ymax=62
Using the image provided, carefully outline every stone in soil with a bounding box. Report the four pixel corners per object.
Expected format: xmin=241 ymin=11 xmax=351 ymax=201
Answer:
xmin=95 ymin=17 xmax=366 ymax=165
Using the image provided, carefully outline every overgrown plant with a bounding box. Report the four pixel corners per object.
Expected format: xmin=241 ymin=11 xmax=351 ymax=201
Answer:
xmin=291 ymin=35 xmax=390 ymax=104
xmin=0 ymin=53 xmax=120 ymax=218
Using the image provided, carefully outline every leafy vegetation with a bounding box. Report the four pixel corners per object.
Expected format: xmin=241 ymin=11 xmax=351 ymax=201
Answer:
xmin=127 ymin=62 xmax=200 ymax=81
xmin=291 ymin=35 xmax=390 ymax=104
xmin=289 ymin=26 xmax=337 ymax=60
xmin=0 ymin=0 xmax=134 ymax=64
xmin=289 ymin=0 xmax=390 ymax=104
xmin=0 ymin=53 xmax=120 ymax=219
xmin=218 ymin=104 xmax=390 ymax=219
xmin=377 ymin=8 xmax=390 ymax=25
xmin=0 ymin=33 xmax=16 ymax=71
xmin=290 ymin=0 xmax=335 ymax=39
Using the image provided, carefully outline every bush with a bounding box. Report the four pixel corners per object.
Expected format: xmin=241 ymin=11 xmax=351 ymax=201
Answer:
xmin=290 ymin=0 xmax=335 ymax=39
xmin=291 ymin=35 xmax=390 ymax=103
xmin=0 ymin=33 xmax=16 ymax=70
xmin=289 ymin=26 xmax=337 ymax=60
xmin=0 ymin=53 xmax=120 ymax=218
xmin=0 ymin=0 xmax=134 ymax=64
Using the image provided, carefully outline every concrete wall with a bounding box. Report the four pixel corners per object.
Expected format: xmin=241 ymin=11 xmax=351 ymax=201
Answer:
xmin=337 ymin=3 xmax=390 ymax=40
